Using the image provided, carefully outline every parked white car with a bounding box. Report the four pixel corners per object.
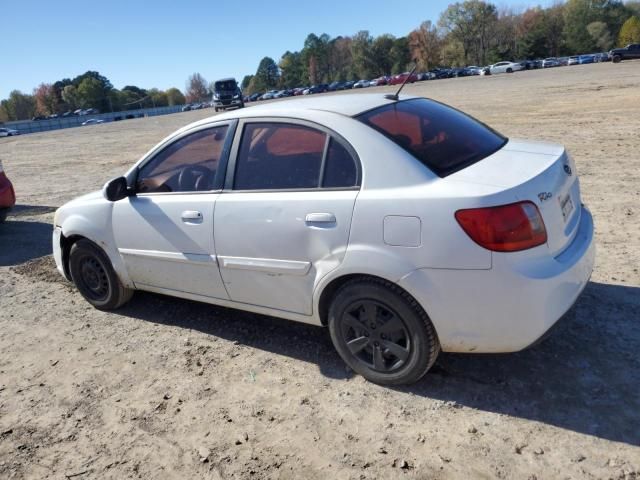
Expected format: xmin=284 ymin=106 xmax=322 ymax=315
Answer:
xmin=0 ymin=127 xmax=20 ymax=137
xmin=489 ymin=61 xmax=524 ymax=74
xmin=53 ymin=94 xmax=595 ymax=385
xmin=81 ymin=119 xmax=105 ymax=126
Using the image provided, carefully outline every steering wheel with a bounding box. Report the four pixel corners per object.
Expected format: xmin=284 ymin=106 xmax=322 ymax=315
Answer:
xmin=178 ymin=165 xmax=211 ymax=191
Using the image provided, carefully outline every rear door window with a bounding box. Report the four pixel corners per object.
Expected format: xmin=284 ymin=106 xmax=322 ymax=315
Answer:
xmin=356 ymin=98 xmax=506 ymax=176
xmin=234 ymin=123 xmax=326 ymax=190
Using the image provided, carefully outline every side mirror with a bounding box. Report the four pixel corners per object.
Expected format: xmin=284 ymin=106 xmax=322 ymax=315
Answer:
xmin=103 ymin=176 xmax=131 ymax=202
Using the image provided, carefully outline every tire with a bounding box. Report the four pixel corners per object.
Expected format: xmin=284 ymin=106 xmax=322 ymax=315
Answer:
xmin=612 ymin=55 xmax=621 ymax=63
xmin=214 ymin=107 xmax=219 ymax=112
xmin=328 ymin=278 xmax=440 ymax=385
xmin=507 ymin=68 xmax=513 ymax=73
xmin=0 ymin=208 xmax=8 ymax=223
xmin=69 ymin=239 xmax=133 ymax=310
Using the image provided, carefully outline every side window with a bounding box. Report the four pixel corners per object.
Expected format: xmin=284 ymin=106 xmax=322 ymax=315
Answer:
xmin=136 ymin=126 xmax=228 ymax=193
xmin=322 ymin=138 xmax=358 ymax=188
xmin=234 ymin=123 xmax=326 ymax=190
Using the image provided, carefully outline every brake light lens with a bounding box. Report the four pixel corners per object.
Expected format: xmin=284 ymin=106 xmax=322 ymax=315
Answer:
xmin=455 ymin=201 xmax=547 ymax=252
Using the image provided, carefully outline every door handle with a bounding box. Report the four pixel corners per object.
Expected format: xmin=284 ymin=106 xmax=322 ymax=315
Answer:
xmin=305 ymin=212 xmax=336 ymax=223
xmin=181 ymin=210 xmax=203 ymax=221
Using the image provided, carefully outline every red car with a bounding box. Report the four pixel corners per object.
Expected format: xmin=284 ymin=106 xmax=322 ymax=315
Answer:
xmin=0 ymin=159 xmax=16 ymax=223
xmin=388 ymin=72 xmax=418 ymax=85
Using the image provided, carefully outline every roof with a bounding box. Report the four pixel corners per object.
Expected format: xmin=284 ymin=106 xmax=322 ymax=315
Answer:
xmin=222 ymin=93 xmax=417 ymax=120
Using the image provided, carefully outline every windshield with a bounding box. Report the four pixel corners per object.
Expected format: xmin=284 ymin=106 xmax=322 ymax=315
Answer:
xmin=215 ymin=81 xmax=237 ymax=92
xmin=356 ymin=98 xmax=507 ymax=177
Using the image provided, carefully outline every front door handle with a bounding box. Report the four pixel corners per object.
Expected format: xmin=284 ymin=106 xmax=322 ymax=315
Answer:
xmin=305 ymin=212 xmax=336 ymax=223
xmin=181 ymin=210 xmax=203 ymax=221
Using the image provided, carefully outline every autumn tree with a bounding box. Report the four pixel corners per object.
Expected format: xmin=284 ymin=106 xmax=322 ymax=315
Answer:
xmin=351 ymin=30 xmax=375 ymax=78
xmin=409 ymin=21 xmax=442 ymax=70
xmin=185 ymin=73 xmax=209 ymax=103
xmin=33 ymin=83 xmax=58 ymax=116
xmin=0 ymin=90 xmax=36 ymax=120
xmin=618 ymin=16 xmax=640 ymax=45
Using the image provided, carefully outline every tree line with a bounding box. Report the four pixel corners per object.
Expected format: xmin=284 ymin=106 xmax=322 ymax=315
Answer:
xmin=2 ymin=0 xmax=640 ymax=121
xmin=242 ymin=0 xmax=640 ymax=93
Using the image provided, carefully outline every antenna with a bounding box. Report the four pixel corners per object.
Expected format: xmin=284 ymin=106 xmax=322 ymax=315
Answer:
xmin=385 ymin=61 xmax=418 ymax=101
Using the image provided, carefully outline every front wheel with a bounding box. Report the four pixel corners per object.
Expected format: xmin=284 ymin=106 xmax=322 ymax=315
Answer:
xmin=506 ymin=68 xmax=513 ymax=73
xmin=69 ymin=239 xmax=133 ymax=310
xmin=0 ymin=208 xmax=9 ymax=223
xmin=328 ymin=278 xmax=440 ymax=385
xmin=612 ymin=55 xmax=621 ymax=63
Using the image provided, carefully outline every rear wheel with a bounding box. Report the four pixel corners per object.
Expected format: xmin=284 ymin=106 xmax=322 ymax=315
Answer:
xmin=507 ymin=67 xmax=513 ymax=73
xmin=328 ymin=278 xmax=440 ymax=385
xmin=69 ymin=239 xmax=133 ymax=310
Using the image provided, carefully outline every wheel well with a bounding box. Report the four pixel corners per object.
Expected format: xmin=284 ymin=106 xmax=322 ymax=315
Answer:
xmin=59 ymin=233 xmax=86 ymax=279
xmin=317 ymin=273 xmax=420 ymax=326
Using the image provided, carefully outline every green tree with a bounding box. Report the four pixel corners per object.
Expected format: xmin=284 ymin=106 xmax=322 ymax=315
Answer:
xmin=587 ymin=21 xmax=613 ymax=50
xmin=62 ymin=85 xmax=80 ymax=110
xmin=351 ymin=30 xmax=375 ymax=78
xmin=279 ymin=51 xmax=305 ymax=88
xmin=253 ymin=57 xmax=280 ymax=91
xmin=148 ymin=88 xmax=168 ymax=107
xmin=618 ymin=15 xmax=640 ymax=45
xmin=77 ymin=77 xmax=105 ymax=109
xmin=165 ymin=87 xmax=186 ymax=106
xmin=439 ymin=1 xmax=498 ymax=65
xmin=389 ymin=36 xmax=411 ymax=74
xmin=0 ymin=90 xmax=36 ymax=120
xmin=371 ymin=34 xmax=396 ymax=75
xmin=240 ymin=75 xmax=254 ymax=90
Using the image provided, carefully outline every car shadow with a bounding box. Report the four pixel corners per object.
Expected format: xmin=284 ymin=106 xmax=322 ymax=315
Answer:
xmin=115 ymin=280 xmax=639 ymax=446
xmin=0 ymin=219 xmax=53 ymax=266
xmin=10 ymin=204 xmax=57 ymax=217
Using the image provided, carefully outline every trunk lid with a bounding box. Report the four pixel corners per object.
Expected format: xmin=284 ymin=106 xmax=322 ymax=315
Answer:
xmin=450 ymin=139 xmax=582 ymax=256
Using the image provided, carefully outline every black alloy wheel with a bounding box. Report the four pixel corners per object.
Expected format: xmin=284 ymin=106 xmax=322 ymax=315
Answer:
xmin=340 ymin=300 xmax=411 ymax=373
xmin=328 ymin=278 xmax=440 ymax=385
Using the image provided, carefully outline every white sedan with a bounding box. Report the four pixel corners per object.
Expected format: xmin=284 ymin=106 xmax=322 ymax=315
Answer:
xmin=53 ymin=94 xmax=595 ymax=385
xmin=489 ymin=61 xmax=524 ymax=74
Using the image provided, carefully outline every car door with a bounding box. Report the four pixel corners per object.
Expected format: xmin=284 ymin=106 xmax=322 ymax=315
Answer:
xmin=112 ymin=122 xmax=235 ymax=299
xmin=214 ymin=119 xmax=361 ymax=315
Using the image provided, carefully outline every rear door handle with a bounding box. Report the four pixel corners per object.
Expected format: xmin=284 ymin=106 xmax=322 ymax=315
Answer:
xmin=305 ymin=212 xmax=336 ymax=223
xmin=181 ymin=210 xmax=203 ymax=221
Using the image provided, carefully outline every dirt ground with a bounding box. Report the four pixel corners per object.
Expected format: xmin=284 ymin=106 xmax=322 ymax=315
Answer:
xmin=1 ymin=62 xmax=639 ymax=480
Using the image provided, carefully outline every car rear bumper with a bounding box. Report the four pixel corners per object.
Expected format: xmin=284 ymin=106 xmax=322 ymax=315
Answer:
xmin=0 ymin=172 xmax=16 ymax=209
xmin=399 ymin=206 xmax=595 ymax=353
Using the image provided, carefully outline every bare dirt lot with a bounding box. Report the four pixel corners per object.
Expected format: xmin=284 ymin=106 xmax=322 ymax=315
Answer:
xmin=1 ymin=62 xmax=639 ymax=479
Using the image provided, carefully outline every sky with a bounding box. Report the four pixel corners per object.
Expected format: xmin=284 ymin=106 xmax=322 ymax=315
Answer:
xmin=1 ymin=0 xmax=556 ymax=99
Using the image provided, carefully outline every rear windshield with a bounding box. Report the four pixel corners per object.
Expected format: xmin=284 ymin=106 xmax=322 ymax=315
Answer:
xmin=215 ymin=81 xmax=237 ymax=92
xmin=356 ymin=98 xmax=507 ymax=177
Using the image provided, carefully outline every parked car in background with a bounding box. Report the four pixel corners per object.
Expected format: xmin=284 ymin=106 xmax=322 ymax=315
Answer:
xmin=82 ymin=119 xmax=105 ymax=126
xmin=578 ymin=54 xmax=595 ymax=64
xmin=0 ymin=159 xmax=16 ymax=223
xmin=609 ymin=44 xmax=640 ymax=62
xmin=307 ymin=84 xmax=329 ymax=94
xmin=342 ymin=81 xmax=355 ymax=89
xmin=53 ymin=93 xmax=595 ymax=385
xmin=181 ymin=105 xmax=192 ymax=112
xmin=0 ymin=127 xmax=20 ymax=137
xmin=212 ymin=78 xmax=244 ymax=112
xmin=353 ymin=79 xmax=370 ymax=88
xmin=489 ymin=61 xmax=524 ymax=74
xmin=568 ymin=56 xmax=579 ymax=65
xmin=248 ymin=93 xmax=263 ymax=101
xmin=542 ymin=57 xmax=560 ymax=68
xmin=594 ymin=52 xmax=610 ymax=62
xmin=328 ymin=81 xmax=345 ymax=91
xmin=260 ymin=90 xmax=279 ymax=100
xmin=388 ymin=72 xmax=418 ymax=85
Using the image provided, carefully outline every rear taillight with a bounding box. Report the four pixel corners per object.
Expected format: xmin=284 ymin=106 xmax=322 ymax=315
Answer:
xmin=455 ymin=201 xmax=547 ymax=252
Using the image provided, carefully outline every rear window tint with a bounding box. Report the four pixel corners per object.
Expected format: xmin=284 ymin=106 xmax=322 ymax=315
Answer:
xmin=356 ymin=98 xmax=507 ymax=176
